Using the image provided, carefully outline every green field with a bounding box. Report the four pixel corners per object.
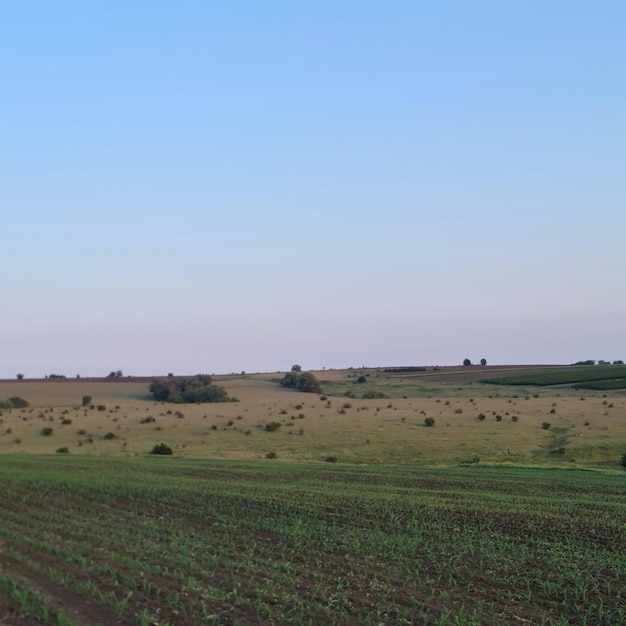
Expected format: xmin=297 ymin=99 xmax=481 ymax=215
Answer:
xmin=1 ymin=456 xmax=625 ymax=625
xmin=480 ymin=365 xmax=626 ymax=388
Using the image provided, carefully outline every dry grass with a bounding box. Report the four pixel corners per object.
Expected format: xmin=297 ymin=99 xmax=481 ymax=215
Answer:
xmin=1 ymin=369 xmax=625 ymax=467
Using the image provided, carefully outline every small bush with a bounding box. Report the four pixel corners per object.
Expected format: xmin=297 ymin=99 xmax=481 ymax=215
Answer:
xmin=542 ymin=422 xmax=551 ymax=430
xmin=41 ymin=427 xmax=53 ymax=436
xmin=511 ymin=415 xmax=519 ymax=422
xmin=61 ymin=418 xmax=72 ymax=425
xmin=621 ymin=453 xmax=626 ymax=468
xmin=265 ymin=421 xmax=282 ymax=432
xmin=150 ymin=443 xmax=173 ymax=455
xmin=56 ymin=447 xmax=69 ymax=454
xmin=342 ymin=402 xmax=352 ymax=409
xmin=325 ymin=455 xmax=338 ymax=463
xmin=477 ymin=413 xmax=486 ymax=421
xmin=362 ymin=391 xmax=389 ymax=399
xmin=424 ymin=417 xmax=435 ymax=427
xmin=81 ymin=395 xmax=92 ymax=406
xmin=265 ymin=451 xmax=277 ymax=459
xmin=495 ymin=414 xmax=502 ymax=422
xmin=103 ymin=432 xmax=116 ymax=440
xmin=97 ymin=405 xmax=106 ymax=411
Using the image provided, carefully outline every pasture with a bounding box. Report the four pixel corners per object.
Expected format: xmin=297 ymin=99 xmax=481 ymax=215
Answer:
xmin=0 ymin=366 xmax=625 ymax=467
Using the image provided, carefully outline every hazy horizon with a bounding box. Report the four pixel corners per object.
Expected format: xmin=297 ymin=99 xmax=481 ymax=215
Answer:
xmin=2 ymin=2 xmax=625 ymax=379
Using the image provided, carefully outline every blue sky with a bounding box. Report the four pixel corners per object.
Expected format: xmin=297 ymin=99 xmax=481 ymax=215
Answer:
xmin=2 ymin=1 xmax=625 ymax=377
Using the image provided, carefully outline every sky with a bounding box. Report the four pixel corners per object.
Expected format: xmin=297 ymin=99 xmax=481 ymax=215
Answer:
xmin=2 ymin=1 xmax=625 ymax=378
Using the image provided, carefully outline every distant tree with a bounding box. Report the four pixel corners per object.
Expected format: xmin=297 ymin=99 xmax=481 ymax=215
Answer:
xmin=356 ymin=375 xmax=367 ymax=383
xmin=613 ymin=360 xmax=624 ymax=365
xmin=81 ymin=395 xmax=92 ymax=407
xmin=280 ymin=369 xmax=322 ymax=394
xmin=148 ymin=375 xmax=237 ymax=404
xmin=480 ymin=358 xmax=487 ymax=366
xmin=107 ymin=370 xmax=123 ymax=378
xmin=463 ymin=359 xmax=472 ymax=367
xmin=291 ymin=364 xmax=302 ymax=372
xmin=16 ymin=373 xmax=24 ymax=380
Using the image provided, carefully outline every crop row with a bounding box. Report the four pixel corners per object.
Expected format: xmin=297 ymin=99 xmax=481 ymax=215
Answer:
xmin=0 ymin=456 xmax=625 ymax=624
xmin=481 ymin=364 xmax=626 ymax=387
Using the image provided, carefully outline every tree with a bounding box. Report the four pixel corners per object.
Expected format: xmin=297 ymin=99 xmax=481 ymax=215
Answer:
xmin=16 ymin=373 xmax=24 ymax=380
xmin=463 ymin=359 xmax=472 ymax=367
xmin=280 ymin=369 xmax=322 ymax=394
xmin=480 ymin=358 xmax=487 ymax=366
xmin=291 ymin=364 xmax=302 ymax=372
xmin=148 ymin=375 xmax=237 ymax=404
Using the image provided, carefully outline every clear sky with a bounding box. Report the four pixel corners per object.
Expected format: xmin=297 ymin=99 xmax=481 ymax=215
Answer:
xmin=2 ymin=1 xmax=625 ymax=378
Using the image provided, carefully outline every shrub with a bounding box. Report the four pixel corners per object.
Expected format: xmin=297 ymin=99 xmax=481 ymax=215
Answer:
xmin=103 ymin=432 xmax=116 ymax=440
xmin=362 ymin=391 xmax=389 ymax=400
xmin=41 ymin=427 xmax=53 ymax=436
xmin=357 ymin=375 xmax=367 ymax=383
xmin=150 ymin=443 xmax=173 ymax=455
xmin=97 ymin=405 xmax=106 ymax=411
xmin=477 ymin=413 xmax=486 ymax=421
xmin=280 ymin=370 xmax=322 ymax=394
xmin=495 ymin=414 xmax=502 ymax=422
xmin=7 ymin=397 xmax=29 ymax=409
xmin=542 ymin=422 xmax=551 ymax=430
xmin=424 ymin=417 xmax=435 ymax=427
xmin=325 ymin=455 xmax=338 ymax=463
xmin=56 ymin=447 xmax=69 ymax=454
xmin=265 ymin=451 xmax=277 ymax=459
xmin=511 ymin=415 xmax=519 ymax=422
xmin=149 ymin=374 xmax=236 ymax=403
xmin=61 ymin=418 xmax=72 ymax=425
xmin=81 ymin=396 xmax=92 ymax=406
xmin=621 ymin=453 xmax=626 ymax=468
xmin=265 ymin=421 xmax=282 ymax=432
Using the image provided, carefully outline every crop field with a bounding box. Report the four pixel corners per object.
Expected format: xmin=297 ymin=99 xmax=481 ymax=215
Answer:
xmin=1 ymin=366 xmax=625 ymax=467
xmin=480 ymin=365 xmax=626 ymax=388
xmin=1 ymin=456 xmax=625 ymax=625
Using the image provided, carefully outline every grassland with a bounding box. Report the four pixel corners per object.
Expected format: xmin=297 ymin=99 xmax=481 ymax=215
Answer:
xmin=1 ymin=456 xmax=625 ymax=625
xmin=1 ymin=366 xmax=625 ymax=467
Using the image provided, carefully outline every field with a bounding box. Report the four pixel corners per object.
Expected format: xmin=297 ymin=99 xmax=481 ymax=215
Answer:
xmin=1 ymin=366 xmax=625 ymax=467
xmin=1 ymin=366 xmax=625 ymax=625
xmin=1 ymin=456 xmax=625 ymax=625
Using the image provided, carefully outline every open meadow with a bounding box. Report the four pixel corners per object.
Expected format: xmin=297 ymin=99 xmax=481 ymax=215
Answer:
xmin=1 ymin=365 xmax=625 ymax=467
xmin=1 ymin=366 xmax=625 ymax=625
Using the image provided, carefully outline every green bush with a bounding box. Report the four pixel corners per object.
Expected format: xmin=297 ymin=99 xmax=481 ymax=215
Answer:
xmin=41 ymin=427 xmax=53 ymax=436
xmin=424 ymin=417 xmax=435 ymax=427
xmin=265 ymin=421 xmax=282 ymax=432
xmin=542 ymin=422 xmax=551 ymax=430
xmin=0 ymin=397 xmax=30 ymax=409
xmin=325 ymin=455 xmax=338 ymax=463
xmin=81 ymin=396 xmax=92 ymax=406
xmin=149 ymin=375 xmax=236 ymax=403
xmin=150 ymin=443 xmax=173 ymax=455
xmin=56 ymin=447 xmax=69 ymax=454
xmin=620 ymin=453 xmax=626 ymax=468
xmin=280 ymin=370 xmax=322 ymax=394
xmin=103 ymin=432 xmax=116 ymax=440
